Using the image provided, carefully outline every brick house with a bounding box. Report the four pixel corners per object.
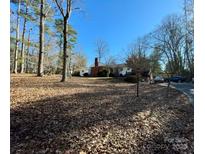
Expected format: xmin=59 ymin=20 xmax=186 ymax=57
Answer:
xmin=90 ymin=58 xmax=133 ymax=77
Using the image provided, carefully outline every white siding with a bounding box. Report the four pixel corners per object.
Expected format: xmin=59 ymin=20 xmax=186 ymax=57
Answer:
xmin=119 ymin=67 xmax=132 ymax=76
xmin=79 ymin=68 xmax=91 ymax=76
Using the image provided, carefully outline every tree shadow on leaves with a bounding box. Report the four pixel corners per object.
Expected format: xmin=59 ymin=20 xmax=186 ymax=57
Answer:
xmin=11 ymin=84 xmax=193 ymax=153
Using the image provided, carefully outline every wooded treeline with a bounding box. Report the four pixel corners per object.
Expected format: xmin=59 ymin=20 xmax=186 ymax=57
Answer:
xmin=10 ymin=0 xmax=86 ymax=82
xmin=125 ymin=0 xmax=194 ymax=79
xmin=10 ymin=0 xmax=194 ymax=81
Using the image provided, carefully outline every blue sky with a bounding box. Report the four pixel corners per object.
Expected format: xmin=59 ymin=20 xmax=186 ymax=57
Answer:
xmin=11 ymin=0 xmax=183 ymax=67
xmin=69 ymin=0 xmax=183 ymax=66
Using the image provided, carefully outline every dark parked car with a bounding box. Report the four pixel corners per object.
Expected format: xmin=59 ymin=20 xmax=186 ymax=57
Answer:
xmin=154 ymin=76 xmax=164 ymax=83
xmin=169 ymin=76 xmax=186 ymax=83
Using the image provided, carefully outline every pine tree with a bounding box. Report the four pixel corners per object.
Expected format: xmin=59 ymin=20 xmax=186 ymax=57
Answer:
xmin=12 ymin=0 xmax=21 ymax=73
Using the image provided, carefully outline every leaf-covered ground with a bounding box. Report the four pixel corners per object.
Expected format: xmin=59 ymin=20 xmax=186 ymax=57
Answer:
xmin=11 ymin=74 xmax=193 ymax=154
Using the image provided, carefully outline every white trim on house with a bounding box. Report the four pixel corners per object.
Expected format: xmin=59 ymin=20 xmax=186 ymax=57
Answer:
xmin=118 ymin=67 xmax=132 ymax=76
xmin=79 ymin=68 xmax=91 ymax=76
xmin=78 ymin=63 xmax=133 ymax=77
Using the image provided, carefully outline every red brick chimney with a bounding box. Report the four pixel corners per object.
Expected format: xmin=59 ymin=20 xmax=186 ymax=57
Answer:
xmin=95 ymin=57 xmax=98 ymax=67
xmin=91 ymin=57 xmax=99 ymax=77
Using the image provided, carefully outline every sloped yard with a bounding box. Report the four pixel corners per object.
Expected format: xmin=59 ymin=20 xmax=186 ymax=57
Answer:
xmin=11 ymin=74 xmax=193 ymax=153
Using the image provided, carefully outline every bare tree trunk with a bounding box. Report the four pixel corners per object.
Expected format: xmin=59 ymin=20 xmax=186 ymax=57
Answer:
xmin=98 ymin=54 xmax=101 ymax=65
xmin=20 ymin=21 xmax=26 ymax=73
xmin=20 ymin=2 xmax=28 ymax=73
xmin=184 ymin=0 xmax=194 ymax=79
xmin=61 ymin=17 xmax=68 ymax=82
xmin=54 ymin=0 xmax=72 ymax=82
xmin=26 ymin=28 xmax=31 ymax=73
xmin=13 ymin=0 xmax=21 ymax=73
xmin=37 ymin=0 xmax=45 ymax=76
xmin=68 ymin=48 xmax=72 ymax=78
xmin=25 ymin=49 xmax=29 ymax=73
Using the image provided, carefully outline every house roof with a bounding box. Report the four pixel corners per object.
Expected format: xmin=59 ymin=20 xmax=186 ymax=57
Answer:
xmin=89 ymin=62 xmax=133 ymax=69
xmin=106 ymin=63 xmax=128 ymax=68
xmin=90 ymin=62 xmax=105 ymax=67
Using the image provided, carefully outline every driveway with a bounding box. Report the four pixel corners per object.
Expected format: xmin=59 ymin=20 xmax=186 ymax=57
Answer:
xmin=159 ymin=82 xmax=194 ymax=105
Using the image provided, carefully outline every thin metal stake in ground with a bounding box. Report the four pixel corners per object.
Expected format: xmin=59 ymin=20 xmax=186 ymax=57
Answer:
xmin=136 ymin=69 xmax=140 ymax=97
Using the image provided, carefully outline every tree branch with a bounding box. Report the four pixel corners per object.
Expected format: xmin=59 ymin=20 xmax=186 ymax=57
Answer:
xmin=54 ymin=0 xmax=64 ymax=16
xmin=66 ymin=0 xmax=72 ymax=19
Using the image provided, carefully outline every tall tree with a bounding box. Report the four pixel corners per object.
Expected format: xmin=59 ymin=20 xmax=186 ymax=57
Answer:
xmin=152 ymin=15 xmax=184 ymax=75
xmin=54 ymin=0 xmax=73 ymax=82
xmin=25 ymin=28 xmax=32 ymax=73
xmin=126 ymin=38 xmax=150 ymax=73
xmin=13 ymin=0 xmax=21 ymax=73
xmin=149 ymin=46 xmax=162 ymax=75
xmin=37 ymin=0 xmax=45 ymax=76
xmin=72 ymin=51 xmax=87 ymax=73
xmin=183 ymin=0 xmax=194 ymax=78
xmin=20 ymin=0 xmax=29 ymax=73
xmin=104 ymin=56 xmax=116 ymax=77
xmin=54 ymin=18 xmax=77 ymax=76
xmin=37 ymin=0 xmax=53 ymax=76
xmin=95 ymin=39 xmax=109 ymax=64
